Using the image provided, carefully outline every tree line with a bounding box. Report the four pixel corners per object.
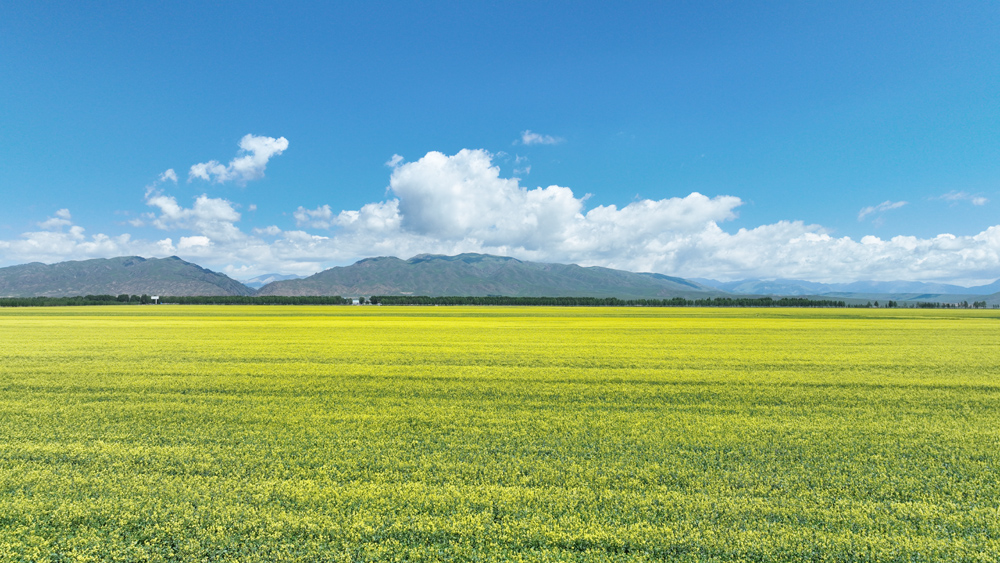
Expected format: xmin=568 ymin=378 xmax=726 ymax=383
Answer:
xmin=158 ymin=295 xmax=351 ymax=305
xmin=913 ymin=300 xmax=992 ymax=309
xmin=369 ymin=295 xmax=850 ymax=307
xmin=3 ymin=294 xmax=996 ymax=309
xmin=0 ymin=295 xmax=350 ymax=307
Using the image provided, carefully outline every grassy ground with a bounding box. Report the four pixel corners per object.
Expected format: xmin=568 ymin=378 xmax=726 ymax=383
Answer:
xmin=1 ymin=306 xmax=998 ymax=561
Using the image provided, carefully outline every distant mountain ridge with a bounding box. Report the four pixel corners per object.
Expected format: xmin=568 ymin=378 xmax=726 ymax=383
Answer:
xmin=0 ymin=256 xmax=253 ymax=297
xmin=241 ymin=273 xmax=304 ymax=290
xmin=2 ymin=254 xmax=998 ymax=303
xmin=256 ymin=253 xmax=722 ymax=299
xmin=693 ymin=277 xmax=1000 ymax=296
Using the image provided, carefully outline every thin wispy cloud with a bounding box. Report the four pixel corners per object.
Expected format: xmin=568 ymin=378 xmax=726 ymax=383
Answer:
xmin=293 ymin=204 xmax=335 ymax=229
xmin=189 ymin=134 xmax=289 ymax=185
xmin=937 ymin=191 xmax=988 ymax=206
xmin=253 ymin=225 xmax=282 ymax=236
xmin=858 ymin=200 xmax=906 ymax=221
xmin=517 ymin=130 xmax=563 ymax=146
xmin=513 ymin=155 xmax=531 ymax=175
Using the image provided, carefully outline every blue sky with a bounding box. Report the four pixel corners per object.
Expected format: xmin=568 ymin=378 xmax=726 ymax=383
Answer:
xmin=1 ymin=1 xmax=998 ymax=283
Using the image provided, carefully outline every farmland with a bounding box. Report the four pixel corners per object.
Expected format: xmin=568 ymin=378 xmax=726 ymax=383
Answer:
xmin=1 ymin=306 xmax=998 ymax=561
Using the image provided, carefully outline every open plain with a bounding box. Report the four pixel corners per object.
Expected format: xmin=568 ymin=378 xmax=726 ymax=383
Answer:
xmin=1 ymin=306 xmax=998 ymax=561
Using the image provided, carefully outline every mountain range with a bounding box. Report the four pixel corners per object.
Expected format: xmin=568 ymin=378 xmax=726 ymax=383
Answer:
xmin=255 ymin=253 xmax=721 ymax=299
xmin=693 ymin=278 xmax=1000 ymax=296
xmin=1 ymin=254 xmax=998 ymax=304
xmin=0 ymin=256 xmax=252 ymax=297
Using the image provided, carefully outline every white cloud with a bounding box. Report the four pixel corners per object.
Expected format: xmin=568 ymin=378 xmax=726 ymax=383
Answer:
xmin=518 ymin=130 xmax=563 ymax=146
xmin=333 ymin=200 xmax=402 ymax=234
xmin=189 ymin=134 xmax=289 ymax=184
xmin=0 ymin=213 xmax=142 ymax=265
xmin=938 ymin=191 xmax=988 ymax=206
xmin=5 ymin=149 xmax=1000 ymax=284
xmin=159 ymin=169 xmax=178 ymax=183
xmin=177 ymin=235 xmax=211 ymax=250
xmin=38 ymin=209 xmax=73 ymax=230
xmin=377 ymin=149 xmax=739 ymax=255
xmin=145 ymin=191 xmax=243 ymax=242
xmin=858 ymin=200 xmax=907 ymax=221
xmin=386 ymin=154 xmax=404 ymax=167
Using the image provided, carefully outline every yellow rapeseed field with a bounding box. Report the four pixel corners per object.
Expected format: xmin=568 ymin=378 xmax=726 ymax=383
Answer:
xmin=1 ymin=306 xmax=998 ymax=561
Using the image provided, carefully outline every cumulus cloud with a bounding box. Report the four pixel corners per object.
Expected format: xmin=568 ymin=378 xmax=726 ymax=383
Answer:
xmin=189 ymin=134 xmax=289 ymax=184
xmin=144 ymin=191 xmax=243 ymax=242
xmin=377 ymin=150 xmax=740 ymax=256
xmin=38 ymin=209 xmax=73 ymax=230
xmin=5 ymin=149 xmax=1000 ymax=284
xmin=858 ymin=200 xmax=907 ymax=221
xmin=159 ymin=169 xmax=178 ymax=183
xmin=518 ymin=130 xmax=563 ymax=146
xmin=386 ymin=154 xmax=404 ymax=167
xmin=938 ymin=191 xmax=988 ymax=206
xmin=1 ymin=209 xmax=140 ymax=265
xmin=177 ymin=235 xmax=211 ymax=250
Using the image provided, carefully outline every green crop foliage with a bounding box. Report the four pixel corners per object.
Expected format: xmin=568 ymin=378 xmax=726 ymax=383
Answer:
xmin=1 ymin=306 xmax=998 ymax=561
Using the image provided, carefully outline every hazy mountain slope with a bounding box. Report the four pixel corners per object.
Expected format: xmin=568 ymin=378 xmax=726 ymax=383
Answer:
xmin=694 ymin=278 xmax=1000 ymax=296
xmin=257 ymin=253 xmax=722 ymax=298
xmin=973 ymin=279 xmax=1000 ymax=294
xmin=241 ymin=273 xmax=304 ymax=290
xmin=0 ymin=256 xmax=253 ymax=297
